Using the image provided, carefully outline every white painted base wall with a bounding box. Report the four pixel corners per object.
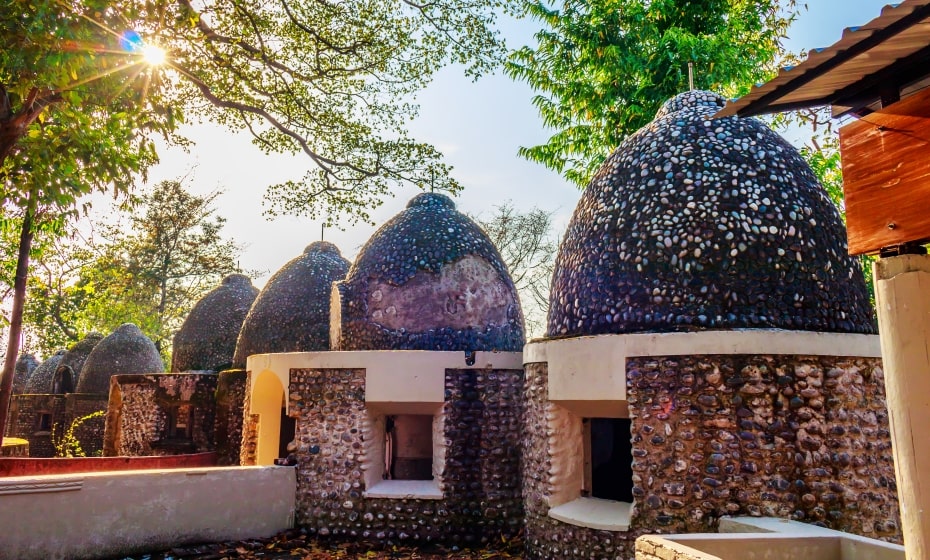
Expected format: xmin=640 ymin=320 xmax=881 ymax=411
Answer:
xmin=0 ymin=466 xmax=296 ymax=560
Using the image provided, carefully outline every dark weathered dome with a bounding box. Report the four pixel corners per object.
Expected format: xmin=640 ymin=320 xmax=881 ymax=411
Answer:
xmin=12 ymin=353 xmax=39 ymax=395
xmin=54 ymin=333 xmax=104 ymax=393
xmin=23 ymin=350 xmax=66 ymax=394
xmin=173 ymin=274 xmax=259 ymax=372
xmin=334 ymin=192 xmax=524 ymax=351
xmin=548 ymin=90 xmax=875 ymax=338
xmin=76 ymin=324 xmax=164 ymax=394
xmin=233 ymin=242 xmax=350 ymax=366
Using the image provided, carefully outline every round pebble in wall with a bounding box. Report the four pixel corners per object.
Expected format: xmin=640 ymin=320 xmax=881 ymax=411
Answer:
xmin=547 ymin=90 xmax=875 ymax=338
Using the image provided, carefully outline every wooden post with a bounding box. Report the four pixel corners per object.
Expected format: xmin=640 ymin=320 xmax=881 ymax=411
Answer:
xmin=874 ymin=254 xmax=930 ymax=558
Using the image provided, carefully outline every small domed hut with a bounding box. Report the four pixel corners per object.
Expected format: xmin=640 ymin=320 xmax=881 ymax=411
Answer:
xmin=53 ymin=333 xmax=103 ymax=394
xmin=522 ymin=91 xmax=898 ymax=559
xmin=12 ymin=353 xmax=39 ymax=395
xmin=241 ymin=194 xmax=526 ymax=546
xmin=233 ymin=242 xmax=350 ymax=368
xmin=332 ymin=193 xmax=524 ymax=351
xmin=173 ymin=274 xmax=259 ymax=372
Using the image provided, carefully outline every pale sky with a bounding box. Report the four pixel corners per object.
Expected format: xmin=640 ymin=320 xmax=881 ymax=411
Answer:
xmin=136 ymin=0 xmax=891 ymax=287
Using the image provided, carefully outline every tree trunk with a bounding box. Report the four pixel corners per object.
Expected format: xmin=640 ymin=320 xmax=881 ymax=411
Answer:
xmin=0 ymin=199 xmax=36 ymax=442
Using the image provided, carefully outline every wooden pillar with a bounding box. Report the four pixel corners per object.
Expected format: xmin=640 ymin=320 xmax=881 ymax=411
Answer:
xmin=875 ymin=254 xmax=930 ymax=558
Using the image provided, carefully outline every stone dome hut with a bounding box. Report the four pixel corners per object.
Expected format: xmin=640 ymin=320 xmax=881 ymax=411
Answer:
xmin=332 ymin=192 xmax=524 ymax=351
xmin=52 ymin=333 xmax=103 ymax=394
xmin=12 ymin=353 xmax=39 ymax=395
xmin=548 ymin=90 xmax=874 ymax=338
xmin=77 ymin=324 xmax=164 ymax=394
xmin=522 ymin=91 xmax=897 ymax=559
xmin=233 ymin=242 xmax=350 ymax=367
xmin=173 ymin=274 xmax=259 ymax=372
xmin=22 ymin=350 xmax=66 ymax=394
xmin=241 ymin=193 xmax=526 ymax=546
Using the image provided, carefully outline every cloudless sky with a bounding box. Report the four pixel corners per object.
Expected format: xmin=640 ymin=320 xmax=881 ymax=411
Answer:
xmin=136 ymin=0 xmax=892 ymax=288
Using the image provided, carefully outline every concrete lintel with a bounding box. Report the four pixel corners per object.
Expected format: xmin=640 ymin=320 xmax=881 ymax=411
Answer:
xmin=246 ymin=350 xmax=523 ymax=399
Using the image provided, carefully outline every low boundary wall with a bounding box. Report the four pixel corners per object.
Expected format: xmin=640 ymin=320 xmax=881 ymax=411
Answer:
xmin=0 ymin=451 xmax=217 ymax=477
xmin=0 ymin=465 xmax=296 ymax=560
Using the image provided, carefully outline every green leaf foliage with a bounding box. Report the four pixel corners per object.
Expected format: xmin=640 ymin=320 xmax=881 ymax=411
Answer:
xmin=24 ymin=180 xmax=247 ymax=362
xmin=507 ymin=0 xmax=797 ymax=186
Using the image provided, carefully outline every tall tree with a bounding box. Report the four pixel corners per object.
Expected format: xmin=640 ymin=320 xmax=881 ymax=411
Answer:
xmin=507 ymin=0 xmax=796 ymax=186
xmin=1 ymin=0 xmax=506 ymax=437
xmin=475 ymin=202 xmax=557 ymax=338
xmin=25 ymin=181 xmax=246 ymax=360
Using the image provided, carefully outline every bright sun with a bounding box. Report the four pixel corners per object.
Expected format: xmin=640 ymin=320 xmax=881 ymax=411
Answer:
xmin=141 ymin=44 xmax=167 ymax=66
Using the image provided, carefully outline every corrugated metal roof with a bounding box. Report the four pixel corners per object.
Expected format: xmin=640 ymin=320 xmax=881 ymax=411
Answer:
xmin=716 ymin=0 xmax=930 ymax=118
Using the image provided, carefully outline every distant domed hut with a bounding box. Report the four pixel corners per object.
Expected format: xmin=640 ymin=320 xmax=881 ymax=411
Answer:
xmin=233 ymin=242 xmax=349 ymax=367
xmin=22 ymin=350 xmax=66 ymax=394
xmin=332 ymin=192 xmax=524 ymax=351
xmin=77 ymin=324 xmax=164 ymax=394
xmin=12 ymin=353 xmax=39 ymax=395
xmin=173 ymin=274 xmax=258 ymax=372
xmin=241 ymin=193 xmax=526 ymax=546
xmin=522 ymin=91 xmax=897 ymax=560
xmin=52 ymin=333 xmax=103 ymax=394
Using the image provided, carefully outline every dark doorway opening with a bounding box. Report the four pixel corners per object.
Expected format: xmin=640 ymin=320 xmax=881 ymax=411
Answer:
xmin=586 ymin=417 xmax=634 ymax=502
xmin=278 ymin=408 xmax=296 ymax=459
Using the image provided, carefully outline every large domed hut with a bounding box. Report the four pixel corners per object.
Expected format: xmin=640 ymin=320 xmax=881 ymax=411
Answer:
xmin=11 ymin=353 xmax=39 ymax=395
xmin=241 ymin=193 xmax=526 ymax=546
xmin=522 ymin=91 xmax=897 ymax=559
xmin=173 ymin=274 xmax=259 ymax=373
xmin=77 ymin=324 xmax=164 ymax=394
xmin=233 ymin=241 xmax=350 ymax=367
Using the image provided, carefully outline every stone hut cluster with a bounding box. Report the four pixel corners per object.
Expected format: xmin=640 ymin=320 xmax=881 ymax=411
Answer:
xmin=3 ymin=91 xmax=900 ymax=558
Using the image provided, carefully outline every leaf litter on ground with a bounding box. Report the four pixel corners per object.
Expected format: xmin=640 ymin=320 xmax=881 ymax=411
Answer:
xmin=112 ymin=528 xmax=525 ymax=560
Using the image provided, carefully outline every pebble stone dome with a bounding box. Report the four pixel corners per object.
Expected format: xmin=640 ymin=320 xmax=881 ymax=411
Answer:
xmin=55 ymin=332 xmax=104 ymax=389
xmin=172 ymin=274 xmax=259 ymax=372
xmin=233 ymin=241 xmax=350 ymax=367
xmin=22 ymin=350 xmax=66 ymax=394
xmin=548 ymin=90 xmax=875 ymax=338
xmin=336 ymin=192 xmax=524 ymax=351
xmin=76 ymin=324 xmax=164 ymax=394
xmin=12 ymin=353 xmax=39 ymax=394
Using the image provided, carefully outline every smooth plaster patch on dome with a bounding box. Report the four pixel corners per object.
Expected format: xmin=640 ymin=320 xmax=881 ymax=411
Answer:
xmin=23 ymin=350 xmax=66 ymax=394
xmin=334 ymin=192 xmax=524 ymax=351
xmin=173 ymin=274 xmax=259 ymax=372
xmin=77 ymin=324 xmax=164 ymax=394
xmin=548 ymin=90 xmax=875 ymax=338
xmin=233 ymin=242 xmax=349 ymax=367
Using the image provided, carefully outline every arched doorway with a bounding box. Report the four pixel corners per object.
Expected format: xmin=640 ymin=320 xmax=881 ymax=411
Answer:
xmin=250 ymin=369 xmax=287 ymax=466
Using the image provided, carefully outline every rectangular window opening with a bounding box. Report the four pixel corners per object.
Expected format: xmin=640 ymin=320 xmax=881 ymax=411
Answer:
xmin=167 ymin=404 xmax=194 ymax=440
xmin=386 ymin=414 xmax=434 ymax=481
xmin=584 ymin=417 xmax=633 ymax=502
xmin=37 ymin=412 xmax=52 ymax=432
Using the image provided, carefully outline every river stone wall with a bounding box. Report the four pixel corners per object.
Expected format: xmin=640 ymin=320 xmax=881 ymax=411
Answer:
xmin=6 ymin=394 xmax=66 ymax=457
xmin=289 ymin=366 xmax=524 ymax=546
xmin=523 ymin=355 xmax=900 ymax=560
xmin=215 ymin=369 xmax=247 ymax=465
xmin=103 ymin=374 xmax=218 ymax=457
xmin=65 ymin=394 xmax=110 ymax=457
xmin=239 ymin=370 xmax=259 ymax=466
